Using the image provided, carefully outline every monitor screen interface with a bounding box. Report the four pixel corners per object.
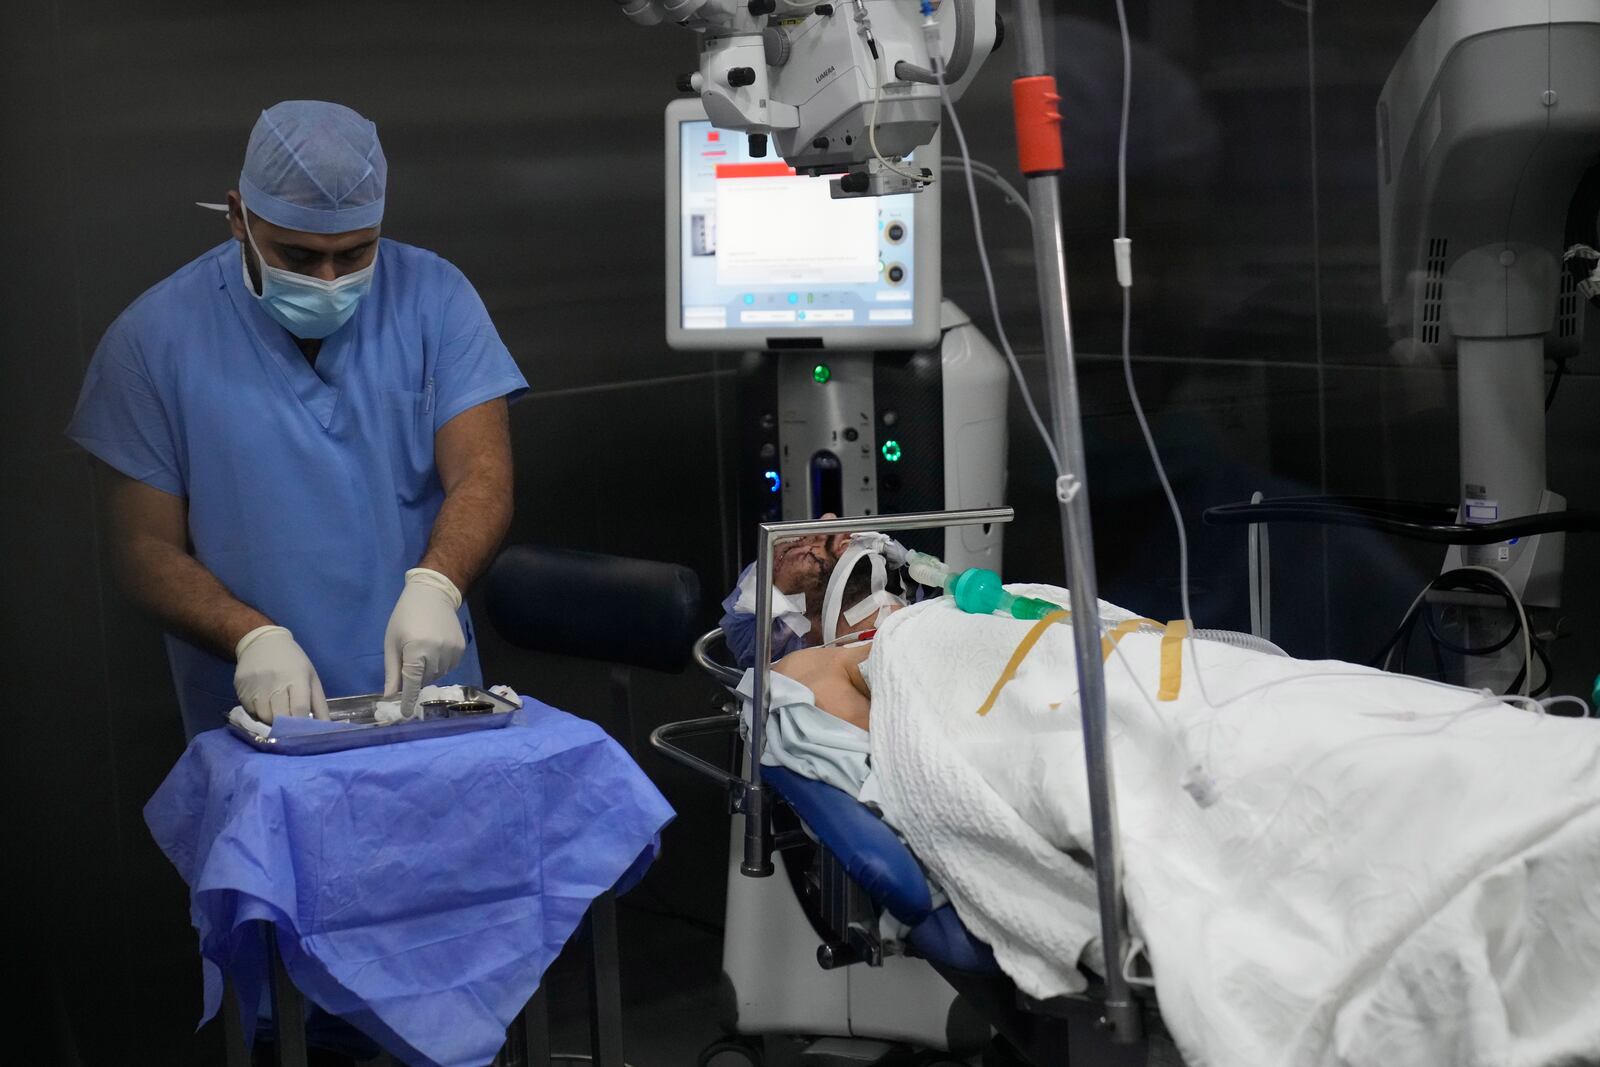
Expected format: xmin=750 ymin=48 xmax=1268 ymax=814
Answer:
xmin=677 ymin=119 xmax=919 ymax=333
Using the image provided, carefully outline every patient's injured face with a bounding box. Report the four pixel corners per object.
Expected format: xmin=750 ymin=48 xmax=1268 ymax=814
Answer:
xmin=773 ymin=530 xmax=851 ymax=604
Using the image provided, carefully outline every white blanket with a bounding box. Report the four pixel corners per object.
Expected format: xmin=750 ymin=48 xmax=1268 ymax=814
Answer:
xmin=867 ymin=586 xmax=1600 ymax=1067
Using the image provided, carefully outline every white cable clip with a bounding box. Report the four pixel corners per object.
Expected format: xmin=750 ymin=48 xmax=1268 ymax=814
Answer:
xmin=1113 ymin=237 xmax=1133 ymax=289
xmin=1121 ymin=936 xmax=1157 ymax=989
xmin=1055 ymin=473 xmax=1082 ymax=504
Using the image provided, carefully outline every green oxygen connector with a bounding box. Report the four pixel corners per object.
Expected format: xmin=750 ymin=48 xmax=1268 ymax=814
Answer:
xmin=950 ymin=567 xmax=1064 ymax=620
xmin=938 ymin=565 xmax=1061 ymax=621
xmin=1593 ymin=674 xmax=1600 ymax=714
xmin=907 ymin=551 xmax=1064 ymax=620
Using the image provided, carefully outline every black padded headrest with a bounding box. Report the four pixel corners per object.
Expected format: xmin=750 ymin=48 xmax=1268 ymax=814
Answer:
xmin=485 ymin=545 xmax=703 ymax=673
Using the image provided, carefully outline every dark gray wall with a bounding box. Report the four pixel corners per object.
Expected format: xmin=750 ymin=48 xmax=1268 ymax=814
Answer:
xmin=7 ymin=1 xmax=1600 ymax=1064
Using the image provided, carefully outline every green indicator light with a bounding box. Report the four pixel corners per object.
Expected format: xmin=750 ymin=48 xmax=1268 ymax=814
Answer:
xmin=812 ymin=363 xmax=832 ymax=385
xmin=881 ymin=439 xmax=902 ymax=463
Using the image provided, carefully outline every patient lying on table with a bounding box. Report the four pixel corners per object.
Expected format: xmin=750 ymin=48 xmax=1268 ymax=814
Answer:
xmin=741 ymin=562 xmax=1600 ymax=1067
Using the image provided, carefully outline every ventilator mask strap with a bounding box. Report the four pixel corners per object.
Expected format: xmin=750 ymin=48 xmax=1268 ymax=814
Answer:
xmin=820 ymin=544 xmax=872 ymax=647
xmin=842 ymin=553 xmax=904 ymax=626
xmin=822 ymin=544 xmax=906 ymax=644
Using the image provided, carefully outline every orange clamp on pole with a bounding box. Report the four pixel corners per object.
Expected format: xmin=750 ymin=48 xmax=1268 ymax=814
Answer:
xmin=1012 ymin=75 xmax=1064 ymax=176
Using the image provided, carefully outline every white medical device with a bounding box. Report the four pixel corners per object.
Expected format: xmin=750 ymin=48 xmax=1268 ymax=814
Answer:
xmin=664 ymin=98 xmax=1006 ymax=571
xmin=1379 ymin=0 xmax=1600 ymax=609
xmin=618 ymin=0 xmax=996 ymax=197
xmin=666 ymin=99 xmax=941 ymax=350
xmin=662 ymin=95 xmax=1007 ymax=1060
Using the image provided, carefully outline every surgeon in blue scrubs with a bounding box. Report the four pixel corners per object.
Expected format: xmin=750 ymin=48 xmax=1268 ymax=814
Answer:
xmin=68 ymin=100 xmax=529 ymax=738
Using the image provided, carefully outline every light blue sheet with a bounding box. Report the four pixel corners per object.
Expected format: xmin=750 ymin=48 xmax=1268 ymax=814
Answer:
xmin=736 ymin=668 xmax=874 ymax=797
xmin=145 ymin=696 xmax=674 ymax=1067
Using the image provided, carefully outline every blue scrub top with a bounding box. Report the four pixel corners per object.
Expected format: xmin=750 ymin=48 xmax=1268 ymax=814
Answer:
xmin=68 ymin=239 xmax=529 ymax=737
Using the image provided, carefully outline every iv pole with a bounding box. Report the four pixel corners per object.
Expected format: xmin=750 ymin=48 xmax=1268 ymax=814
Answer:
xmin=1009 ymin=0 xmax=1141 ymax=1043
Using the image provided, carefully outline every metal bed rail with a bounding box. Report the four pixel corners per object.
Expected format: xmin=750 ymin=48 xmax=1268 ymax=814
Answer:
xmin=745 ymin=507 xmax=1015 ymax=877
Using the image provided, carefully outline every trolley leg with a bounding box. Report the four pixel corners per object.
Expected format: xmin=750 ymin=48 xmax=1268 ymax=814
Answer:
xmin=527 ymin=983 xmax=552 ymax=1066
xmin=223 ymin=976 xmax=250 ymax=1067
xmin=587 ymin=891 xmax=624 ymax=1067
xmin=267 ymin=924 xmax=309 ymax=1067
xmin=492 ymin=983 xmax=550 ymax=1067
xmin=492 ymin=1009 xmax=527 ymax=1067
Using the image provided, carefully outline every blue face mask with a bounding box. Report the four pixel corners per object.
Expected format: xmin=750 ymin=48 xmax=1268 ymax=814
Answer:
xmin=240 ymin=203 xmax=376 ymax=339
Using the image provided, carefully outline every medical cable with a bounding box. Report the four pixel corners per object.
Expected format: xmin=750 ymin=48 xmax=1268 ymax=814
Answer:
xmin=1547 ymin=356 xmax=1568 ymax=411
xmin=941 ymin=155 xmax=1034 ymax=223
xmin=1107 ymin=0 xmax=1215 ymax=711
xmin=864 ymin=1 xmax=935 ymax=187
xmin=1421 ymin=594 xmax=1519 ymax=656
xmin=1376 ymin=578 xmax=1455 ymax=671
xmin=1012 ymin=597 xmax=1554 ymax=838
xmin=1541 ymin=694 xmax=1592 ymax=717
xmin=1204 ymin=497 xmax=1600 ymax=544
xmin=934 ymin=4 xmax=1202 ymax=692
xmin=1193 ymin=677 xmax=1542 ymax=830
xmin=817 ymin=628 xmax=879 ymax=649
xmin=931 ymin=21 xmax=1061 ymax=472
xmin=1375 ymin=566 xmax=1534 ymax=697
xmin=1200 ymin=666 xmax=1503 ymax=713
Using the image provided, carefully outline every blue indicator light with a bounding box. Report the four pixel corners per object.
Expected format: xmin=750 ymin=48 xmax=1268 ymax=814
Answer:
xmin=764 ymin=470 xmax=781 ymax=493
xmin=743 ymin=294 xmax=755 ymax=305
xmin=788 ymin=293 xmax=799 ymax=304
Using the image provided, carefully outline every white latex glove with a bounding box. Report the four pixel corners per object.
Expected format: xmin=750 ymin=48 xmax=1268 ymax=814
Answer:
xmin=383 ymin=567 xmax=466 ymax=718
xmin=234 ymin=625 xmax=330 ymax=724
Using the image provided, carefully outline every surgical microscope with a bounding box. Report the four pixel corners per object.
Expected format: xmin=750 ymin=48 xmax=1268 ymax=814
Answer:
xmin=614 ymin=0 xmax=994 ymax=197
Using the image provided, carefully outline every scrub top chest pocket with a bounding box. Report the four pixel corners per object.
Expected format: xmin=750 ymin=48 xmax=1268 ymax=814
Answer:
xmin=367 ymin=382 xmax=439 ymax=506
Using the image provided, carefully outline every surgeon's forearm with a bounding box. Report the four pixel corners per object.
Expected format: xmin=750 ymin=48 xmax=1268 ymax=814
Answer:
xmin=418 ymin=472 xmax=511 ymax=593
xmin=420 ymin=399 xmax=514 ymax=593
xmin=104 ymin=468 xmax=272 ymax=660
xmin=119 ymin=537 xmax=273 ymax=660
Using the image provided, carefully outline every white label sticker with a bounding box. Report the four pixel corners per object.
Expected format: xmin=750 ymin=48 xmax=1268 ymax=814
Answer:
xmin=1463 ymin=498 xmax=1499 ymax=524
xmin=1498 ymin=545 xmax=1511 ymax=562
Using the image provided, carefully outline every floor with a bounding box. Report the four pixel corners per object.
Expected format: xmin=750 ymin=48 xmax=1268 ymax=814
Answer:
xmin=539 ymin=902 xmax=730 ymax=1067
xmin=513 ymin=899 xmax=987 ymax=1067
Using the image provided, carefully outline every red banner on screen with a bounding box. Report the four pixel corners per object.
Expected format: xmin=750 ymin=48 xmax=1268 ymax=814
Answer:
xmin=714 ymin=162 xmax=797 ymax=179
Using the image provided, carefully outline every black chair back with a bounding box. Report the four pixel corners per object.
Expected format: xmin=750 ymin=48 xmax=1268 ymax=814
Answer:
xmin=484 ymin=545 xmax=703 ymax=673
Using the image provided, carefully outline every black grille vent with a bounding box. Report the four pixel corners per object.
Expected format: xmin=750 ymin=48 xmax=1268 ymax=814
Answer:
xmin=1558 ymin=269 xmax=1579 ymax=339
xmin=1421 ymin=237 xmax=1448 ymax=344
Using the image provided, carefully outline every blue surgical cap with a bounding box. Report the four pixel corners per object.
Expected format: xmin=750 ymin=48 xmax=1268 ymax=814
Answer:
xmin=239 ymin=101 xmax=387 ymax=234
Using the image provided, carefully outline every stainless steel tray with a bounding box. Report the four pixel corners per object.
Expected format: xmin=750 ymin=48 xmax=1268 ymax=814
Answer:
xmin=227 ymin=686 xmax=519 ymax=755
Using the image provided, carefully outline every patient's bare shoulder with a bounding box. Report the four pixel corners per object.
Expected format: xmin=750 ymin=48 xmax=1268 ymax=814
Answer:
xmin=774 ymin=643 xmax=874 ymax=731
xmin=771 ymin=644 xmax=831 ymax=683
xmin=773 ymin=642 xmax=871 ymax=683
